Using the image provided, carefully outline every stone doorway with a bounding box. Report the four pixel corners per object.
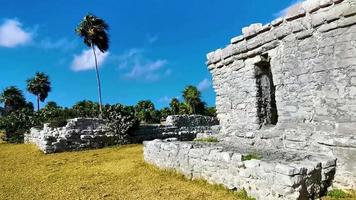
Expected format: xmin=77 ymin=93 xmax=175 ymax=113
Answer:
xmin=255 ymin=54 xmax=278 ymax=128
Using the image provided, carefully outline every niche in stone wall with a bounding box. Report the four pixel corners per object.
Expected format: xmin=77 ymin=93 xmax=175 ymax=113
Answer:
xmin=255 ymin=54 xmax=278 ymax=128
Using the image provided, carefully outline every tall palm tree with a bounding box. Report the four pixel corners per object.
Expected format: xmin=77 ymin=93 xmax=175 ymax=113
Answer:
xmin=169 ymin=98 xmax=180 ymax=115
xmin=26 ymin=72 xmax=51 ymax=111
xmin=0 ymin=86 xmax=26 ymax=113
xmin=183 ymin=85 xmax=202 ymax=114
xmin=75 ymin=14 xmax=109 ymax=116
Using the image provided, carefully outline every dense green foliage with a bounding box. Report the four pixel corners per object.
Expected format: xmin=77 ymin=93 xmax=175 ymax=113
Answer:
xmin=0 ymin=86 xmax=27 ymax=113
xmin=0 ymin=100 xmax=138 ymax=143
xmin=26 ymin=72 xmax=51 ymax=111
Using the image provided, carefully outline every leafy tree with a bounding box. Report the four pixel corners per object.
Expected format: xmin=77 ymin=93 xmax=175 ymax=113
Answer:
xmin=0 ymin=106 xmax=4 ymax=117
xmin=182 ymin=85 xmax=202 ymax=114
xmin=26 ymin=72 xmax=51 ymax=111
xmin=0 ymin=86 xmax=27 ymax=113
xmin=160 ymin=107 xmax=172 ymax=121
xmin=135 ymin=100 xmax=158 ymax=123
xmin=72 ymin=100 xmax=100 ymax=118
xmin=76 ymin=14 xmax=110 ymax=116
xmin=169 ymin=98 xmax=180 ymax=115
xmin=178 ymin=102 xmax=190 ymax=115
xmin=205 ymin=106 xmax=217 ymax=117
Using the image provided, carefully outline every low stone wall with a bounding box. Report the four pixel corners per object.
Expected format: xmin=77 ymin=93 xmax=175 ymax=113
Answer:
xmin=25 ymin=115 xmax=219 ymax=154
xmin=25 ymin=118 xmax=118 ymax=153
xmin=165 ymin=115 xmax=219 ymax=127
xmin=144 ymin=139 xmax=337 ymax=200
xmin=132 ymin=124 xmax=216 ymax=143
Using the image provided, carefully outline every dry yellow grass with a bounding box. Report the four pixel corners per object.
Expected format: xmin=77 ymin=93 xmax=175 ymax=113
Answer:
xmin=0 ymin=143 xmax=252 ymax=200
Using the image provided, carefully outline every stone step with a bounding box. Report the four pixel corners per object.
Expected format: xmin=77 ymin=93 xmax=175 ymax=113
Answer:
xmin=144 ymin=139 xmax=337 ymax=200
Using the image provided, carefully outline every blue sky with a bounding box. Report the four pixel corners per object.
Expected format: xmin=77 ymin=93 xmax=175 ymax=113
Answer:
xmin=0 ymin=0 xmax=298 ymax=109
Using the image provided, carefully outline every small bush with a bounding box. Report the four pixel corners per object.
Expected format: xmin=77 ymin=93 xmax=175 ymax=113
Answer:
xmin=194 ymin=137 xmax=219 ymax=143
xmin=242 ymin=153 xmax=262 ymax=161
xmin=327 ymin=189 xmax=350 ymax=199
xmin=102 ymin=104 xmax=139 ymax=143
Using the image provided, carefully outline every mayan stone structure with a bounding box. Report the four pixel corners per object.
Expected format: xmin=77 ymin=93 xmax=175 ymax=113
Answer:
xmin=25 ymin=115 xmax=219 ymax=154
xmin=144 ymin=0 xmax=356 ymax=199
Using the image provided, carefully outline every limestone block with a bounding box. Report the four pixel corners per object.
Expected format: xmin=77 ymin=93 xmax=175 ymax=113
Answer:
xmin=242 ymin=23 xmax=263 ymax=38
xmin=230 ymin=35 xmax=244 ymax=44
xmin=285 ymin=2 xmax=306 ymax=21
xmin=320 ymin=0 xmax=333 ymax=7
xmin=303 ymin=0 xmax=321 ymax=13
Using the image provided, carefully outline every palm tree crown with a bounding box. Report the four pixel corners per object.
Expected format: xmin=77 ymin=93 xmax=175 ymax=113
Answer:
xmin=75 ymin=14 xmax=109 ymax=53
xmin=169 ymin=98 xmax=180 ymax=115
xmin=183 ymin=85 xmax=202 ymax=114
xmin=0 ymin=86 xmax=26 ymax=113
xmin=26 ymin=72 xmax=51 ymax=111
xmin=75 ymin=14 xmax=110 ymax=116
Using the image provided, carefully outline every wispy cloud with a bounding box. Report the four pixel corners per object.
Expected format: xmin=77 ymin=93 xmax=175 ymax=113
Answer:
xmin=39 ymin=38 xmax=78 ymax=51
xmin=147 ymin=34 xmax=158 ymax=44
xmin=158 ymin=95 xmax=180 ymax=104
xmin=118 ymin=48 xmax=170 ymax=82
xmin=0 ymin=19 xmax=32 ymax=48
xmin=275 ymin=0 xmax=304 ymax=18
xmin=197 ymin=78 xmax=212 ymax=91
xmin=71 ymin=47 xmax=110 ymax=71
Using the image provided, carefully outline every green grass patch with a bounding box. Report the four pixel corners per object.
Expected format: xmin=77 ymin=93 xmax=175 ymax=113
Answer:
xmin=242 ymin=153 xmax=262 ymax=161
xmin=0 ymin=142 xmax=253 ymax=200
xmin=326 ymin=189 xmax=351 ymax=199
xmin=194 ymin=137 xmax=219 ymax=143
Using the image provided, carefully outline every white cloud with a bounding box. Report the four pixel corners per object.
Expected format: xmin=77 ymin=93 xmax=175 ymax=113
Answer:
xmin=0 ymin=19 xmax=32 ymax=48
xmin=118 ymin=48 xmax=170 ymax=82
xmin=275 ymin=0 xmax=304 ymax=18
xmin=71 ymin=47 xmax=110 ymax=71
xmin=197 ymin=78 xmax=212 ymax=91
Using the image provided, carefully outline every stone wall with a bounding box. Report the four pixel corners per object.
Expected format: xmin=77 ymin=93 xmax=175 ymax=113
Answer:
xmin=205 ymin=0 xmax=356 ymax=188
xmin=144 ymin=139 xmax=336 ymax=200
xmin=25 ymin=115 xmax=219 ymax=154
xmin=25 ymin=118 xmax=119 ymax=153
xmin=165 ymin=115 xmax=219 ymax=127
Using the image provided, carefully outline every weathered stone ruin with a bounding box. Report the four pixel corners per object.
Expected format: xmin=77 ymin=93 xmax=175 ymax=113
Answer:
xmin=25 ymin=115 xmax=218 ymax=154
xmin=144 ymin=0 xmax=356 ymax=199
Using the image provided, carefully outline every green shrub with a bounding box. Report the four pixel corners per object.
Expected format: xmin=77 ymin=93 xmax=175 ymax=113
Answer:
xmin=242 ymin=153 xmax=262 ymax=161
xmin=102 ymin=104 xmax=139 ymax=143
xmin=194 ymin=137 xmax=219 ymax=143
xmin=327 ymin=189 xmax=350 ymax=199
xmin=0 ymin=108 xmax=41 ymax=143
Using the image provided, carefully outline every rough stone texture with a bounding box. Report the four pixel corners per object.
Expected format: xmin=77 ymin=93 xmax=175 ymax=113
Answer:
xmin=144 ymin=139 xmax=336 ymax=200
xmin=144 ymin=0 xmax=356 ymax=199
xmin=165 ymin=115 xmax=219 ymax=127
xmin=24 ymin=118 xmax=119 ymax=154
xmin=205 ymin=0 xmax=356 ymax=190
xmin=25 ymin=115 xmax=219 ymax=154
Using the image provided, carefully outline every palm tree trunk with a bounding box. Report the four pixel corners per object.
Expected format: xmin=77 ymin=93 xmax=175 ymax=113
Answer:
xmin=37 ymin=95 xmax=40 ymax=111
xmin=91 ymin=44 xmax=103 ymax=117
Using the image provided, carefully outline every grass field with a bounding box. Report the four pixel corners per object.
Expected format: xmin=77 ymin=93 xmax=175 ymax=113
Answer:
xmin=0 ymin=141 xmax=253 ymax=200
xmin=0 ymin=139 xmax=354 ymax=200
